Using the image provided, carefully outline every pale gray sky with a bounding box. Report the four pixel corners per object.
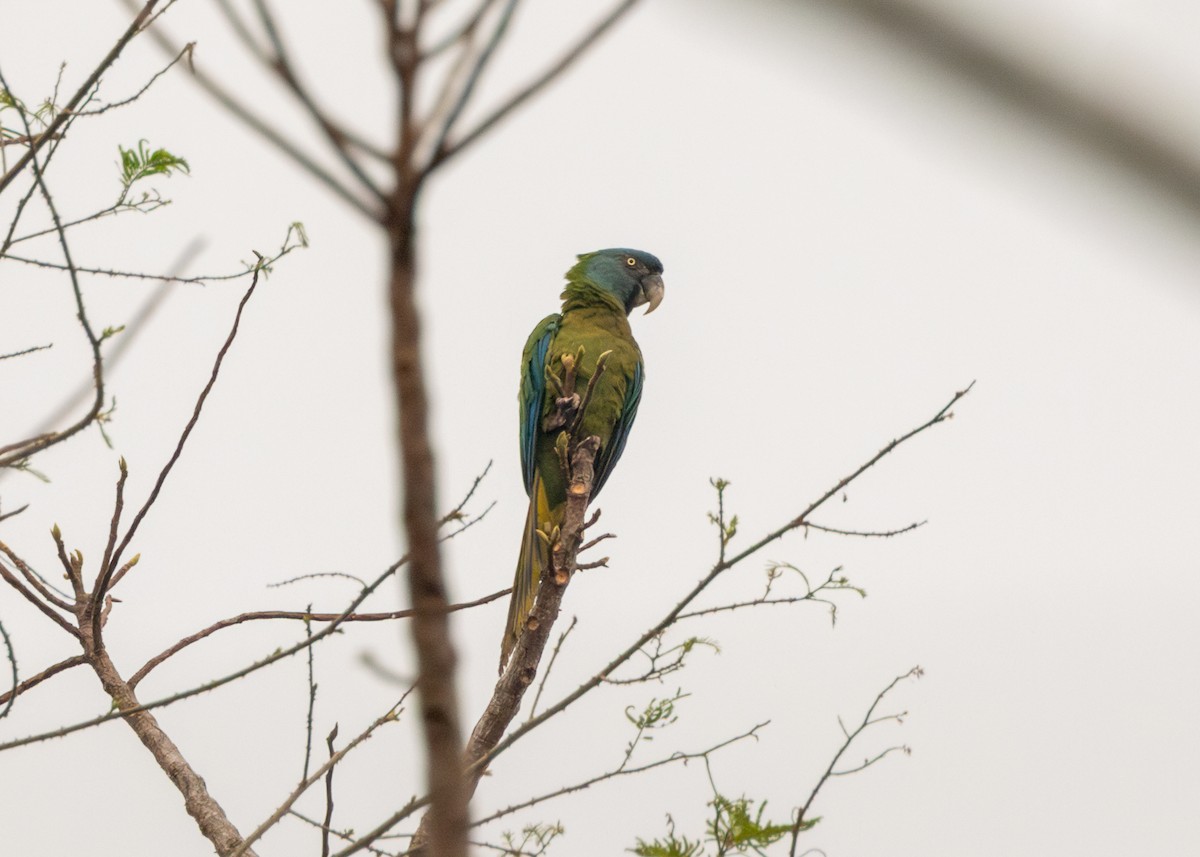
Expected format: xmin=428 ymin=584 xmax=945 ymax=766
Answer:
xmin=2 ymin=1 xmax=1198 ymax=855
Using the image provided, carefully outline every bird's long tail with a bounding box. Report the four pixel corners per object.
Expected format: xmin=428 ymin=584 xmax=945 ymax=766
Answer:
xmin=500 ymin=473 xmax=552 ymax=673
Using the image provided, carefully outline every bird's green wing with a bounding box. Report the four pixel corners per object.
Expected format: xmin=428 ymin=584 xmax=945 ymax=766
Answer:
xmin=592 ymin=360 xmax=643 ymax=499
xmin=519 ymin=313 xmax=561 ymax=496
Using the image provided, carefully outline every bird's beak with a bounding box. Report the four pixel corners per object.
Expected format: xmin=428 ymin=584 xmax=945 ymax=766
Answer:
xmin=640 ymin=273 xmax=665 ymax=314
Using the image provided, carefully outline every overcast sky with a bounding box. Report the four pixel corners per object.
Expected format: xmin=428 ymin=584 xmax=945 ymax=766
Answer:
xmin=2 ymin=1 xmax=1198 ymax=855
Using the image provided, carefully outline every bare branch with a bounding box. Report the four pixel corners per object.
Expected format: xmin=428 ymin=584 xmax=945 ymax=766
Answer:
xmin=287 ymin=809 xmax=395 ymax=857
xmin=101 ymin=266 xmax=266 ymax=594
xmin=117 ymin=0 xmax=382 ymax=220
xmin=0 ymin=537 xmax=75 ymax=613
xmin=229 ymin=693 xmax=413 ymax=857
xmin=128 ymin=586 xmax=509 ymax=690
xmin=250 ymin=0 xmax=388 ymax=200
xmin=0 ymin=470 xmax=495 ymax=752
xmin=431 ymin=0 xmax=641 ymax=169
xmin=527 ymin=615 xmax=577 ymax=721
xmin=322 ymin=725 xmax=339 ymax=857
xmin=0 ymin=544 xmax=80 ymax=639
xmin=0 ymin=654 xmax=86 ymax=710
xmin=329 ymin=796 xmax=430 ymax=857
xmin=473 ymin=721 xmax=768 ymax=828
xmin=74 ymin=42 xmax=194 ymax=116
xmin=0 ymin=67 xmax=107 ymax=468
xmin=801 ymin=520 xmax=925 ymax=539
xmin=0 ymin=225 xmax=298 ymax=287
xmin=0 ymin=616 xmax=15 ymax=719
xmin=1 ymin=238 xmax=206 ymax=464
xmin=789 ymin=667 xmax=922 ymax=855
xmin=0 ymin=344 xmax=51 ymax=361
xmin=471 ymin=384 xmax=971 ymax=780
xmin=417 ymin=0 xmax=520 ymax=169
xmin=0 ymin=0 xmax=164 ymax=194
xmin=438 ymin=459 xmax=493 ymax=525
xmin=82 ymin=624 xmax=258 ymax=856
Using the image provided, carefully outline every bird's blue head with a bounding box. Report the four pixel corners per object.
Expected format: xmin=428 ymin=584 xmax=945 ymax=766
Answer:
xmin=567 ymin=248 xmax=665 ymax=315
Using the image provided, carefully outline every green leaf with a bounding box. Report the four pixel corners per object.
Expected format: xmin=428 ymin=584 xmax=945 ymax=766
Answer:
xmin=708 ymin=795 xmax=792 ymax=852
xmin=118 ymin=139 xmax=190 ymax=189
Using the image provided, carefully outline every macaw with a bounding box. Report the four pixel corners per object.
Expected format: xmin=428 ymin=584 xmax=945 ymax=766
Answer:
xmin=500 ymin=248 xmax=666 ymax=670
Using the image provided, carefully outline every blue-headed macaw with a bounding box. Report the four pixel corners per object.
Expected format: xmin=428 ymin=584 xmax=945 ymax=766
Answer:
xmin=500 ymin=248 xmax=665 ymax=669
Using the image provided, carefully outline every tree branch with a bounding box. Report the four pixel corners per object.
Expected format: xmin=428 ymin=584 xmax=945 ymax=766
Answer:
xmin=128 ymin=587 xmax=509 ymax=690
xmin=0 ymin=0 xmax=163 ymax=194
xmin=789 ymin=667 xmax=922 ymax=854
xmin=81 ymin=622 xmax=257 ymax=856
xmin=431 ymin=0 xmax=641 ymax=169
xmin=118 ymin=0 xmax=382 ymax=220
xmin=469 ymin=383 xmax=971 ymax=781
xmin=0 ymin=654 xmax=86 ymax=710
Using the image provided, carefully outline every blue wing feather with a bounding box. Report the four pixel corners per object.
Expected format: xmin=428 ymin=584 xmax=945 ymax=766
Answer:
xmin=592 ymin=361 xmax=643 ymax=498
xmin=519 ymin=315 xmax=560 ymax=496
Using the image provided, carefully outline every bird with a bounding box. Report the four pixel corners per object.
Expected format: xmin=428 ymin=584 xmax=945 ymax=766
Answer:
xmin=500 ymin=248 xmax=665 ymax=671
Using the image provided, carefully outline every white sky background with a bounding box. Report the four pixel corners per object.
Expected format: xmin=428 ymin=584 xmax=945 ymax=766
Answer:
xmin=2 ymin=0 xmax=1199 ymax=854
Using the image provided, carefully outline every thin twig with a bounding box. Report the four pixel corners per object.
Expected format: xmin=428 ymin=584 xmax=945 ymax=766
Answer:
xmin=0 ymin=546 xmax=80 ymax=639
xmin=801 ymin=520 xmax=925 ymax=539
xmin=92 ymin=458 xmax=130 ymax=647
xmin=0 ymin=616 xmax=16 ymax=719
xmin=119 ymin=0 xmax=382 ymax=219
xmin=251 ymin=0 xmax=387 ymax=201
xmin=287 ymin=810 xmax=394 ymax=857
xmin=0 ymin=539 xmax=75 ymax=612
xmin=128 ymin=587 xmax=508 ymax=689
xmin=322 ymin=724 xmax=340 ymax=857
xmin=527 ymin=615 xmax=576 ymax=721
xmin=0 ymin=474 xmax=496 ymax=750
xmin=417 ymin=0 xmax=520 ymax=168
xmin=469 ymin=384 xmax=972 ymax=781
xmin=438 ymin=460 xmax=492 ymax=525
xmin=0 ymin=0 xmax=164 ymax=194
xmin=472 ymin=721 xmax=767 ymax=828
xmin=229 ymin=692 xmax=413 ymax=857
xmin=101 ymin=266 xmax=266 ymax=596
xmin=789 ymin=667 xmax=922 ymax=855
xmin=0 ymin=655 xmax=86 ymax=709
xmin=0 ymin=344 xmax=51 ymax=361
xmin=75 ymin=42 xmax=194 ymax=115
xmin=0 ymin=66 xmax=107 ymax=468
xmin=302 ymin=610 xmax=317 ymax=782
xmin=328 ymin=797 xmax=429 ymax=857
xmin=1 ymin=238 xmax=206 ymax=464
xmin=431 ymin=0 xmax=642 ymax=169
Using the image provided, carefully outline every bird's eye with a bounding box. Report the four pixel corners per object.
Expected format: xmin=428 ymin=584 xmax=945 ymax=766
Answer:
xmin=626 ymin=257 xmax=637 ymax=267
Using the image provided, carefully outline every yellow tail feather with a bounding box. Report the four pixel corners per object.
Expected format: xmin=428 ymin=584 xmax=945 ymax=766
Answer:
xmin=500 ymin=474 xmax=553 ymax=673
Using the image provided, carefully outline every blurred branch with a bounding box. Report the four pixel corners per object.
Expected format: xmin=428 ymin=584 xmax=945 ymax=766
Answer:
xmin=815 ymin=0 xmax=1200 ymax=215
xmin=431 ymin=0 xmax=642 ymax=169
xmin=119 ymin=0 xmax=383 ymax=220
xmin=249 ymin=0 xmax=388 ymax=199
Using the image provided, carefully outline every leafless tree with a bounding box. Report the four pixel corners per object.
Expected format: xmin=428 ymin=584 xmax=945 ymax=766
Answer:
xmin=1 ymin=3 xmax=972 ymax=855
